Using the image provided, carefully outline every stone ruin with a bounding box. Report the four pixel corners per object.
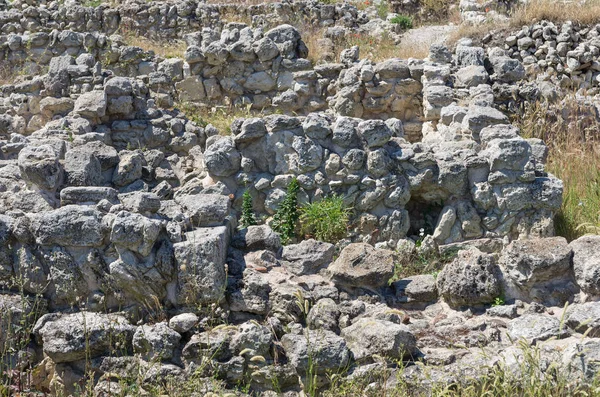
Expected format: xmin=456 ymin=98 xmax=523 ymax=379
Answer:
xmin=2 ymin=0 xmax=600 ymax=396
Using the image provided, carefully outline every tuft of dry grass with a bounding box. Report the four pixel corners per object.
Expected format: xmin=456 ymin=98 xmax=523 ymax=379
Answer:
xmin=510 ymin=0 xmax=600 ymax=26
xmin=446 ymin=21 xmax=507 ymax=48
xmin=516 ymin=97 xmax=600 ymax=241
xmin=118 ymin=27 xmax=188 ymax=59
xmin=175 ymin=102 xmax=267 ymax=135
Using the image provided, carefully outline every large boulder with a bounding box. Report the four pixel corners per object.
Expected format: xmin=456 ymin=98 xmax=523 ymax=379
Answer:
xmin=341 ymin=318 xmax=417 ymax=361
xmin=174 ymin=227 xmax=228 ymax=305
xmin=282 ymin=239 xmax=335 ymax=275
xmin=29 ymin=205 xmax=108 ymax=247
xmin=499 ymin=237 xmax=576 ymax=305
xmin=204 ymin=137 xmax=241 ymax=177
xmin=33 ymin=312 xmax=135 ymax=363
xmin=241 ymin=225 xmax=282 ymax=254
xmin=461 ymin=106 xmax=509 ymax=138
xmin=499 ymin=237 xmax=572 ymax=286
xmin=307 ymin=298 xmax=340 ymax=334
xmin=74 ymin=90 xmax=107 ymax=118
xmin=571 ymin=235 xmax=600 ymax=296
xmin=281 ymin=329 xmax=351 ymax=377
xmin=507 ymin=313 xmax=567 ymax=343
xmin=64 ymin=149 xmax=103 ymax=186
xmin=437 ymin=248 xmax=501 ymax=308
xmin=328 ymin=243 xmax=396 ymax=290
xmin=566 ymin=302 xmax=600 ymax=337
xmin=1 ymin=294 xmax=47 ymax=356
xmin=176 ymin=193 xmax=231 ymax=227
xmin=489 ymin=54 xmax=525 ymax=83
xmin=110 ymin=211 xmax=162 ymax=256
xmin=227 ymin=269 xmax=271 ymax=315
xmin=18 ymin=145 xmax=62 ymax=190
xmin=133 ymin=322 xmax=181 ymax=360
xmin=112 ymin=151 xmax=144 ymax=187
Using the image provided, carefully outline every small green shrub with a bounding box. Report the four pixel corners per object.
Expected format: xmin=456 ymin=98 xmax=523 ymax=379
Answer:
xmin=390 ymin=14 xmax=413 ymax=29
xmin=299 ymin=195 xmax=350 ymax=243
xmin=239 ymin=190 xmax=257 ymax=229
xmin=271 ymin=178 xmax=300 ymax=245
xmin=492 ymin=296 xmax=505 ymax=307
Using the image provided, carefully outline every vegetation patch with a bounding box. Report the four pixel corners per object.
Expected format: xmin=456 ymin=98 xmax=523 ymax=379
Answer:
xmin=299 ymin=195 xmax=351 ymax=243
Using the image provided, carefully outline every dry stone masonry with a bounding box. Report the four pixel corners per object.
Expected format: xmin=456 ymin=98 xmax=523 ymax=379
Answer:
xmin=3 ymin=0 xmax=600 ymax=395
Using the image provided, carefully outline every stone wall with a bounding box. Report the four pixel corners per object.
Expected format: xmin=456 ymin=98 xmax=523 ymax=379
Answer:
xmin=0 ymin=24 xmax=424 ymax=119
xmin=0 ymin=0 xmax=367 ymax=38
xmin=203 ymin=110 xmax=561 ymax=250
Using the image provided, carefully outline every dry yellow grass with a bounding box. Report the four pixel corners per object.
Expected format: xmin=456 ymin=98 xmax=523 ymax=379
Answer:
xmin=446 ymin=21 xmax=508 ymax=47
xmin=516 ymin=97 xmax=600 ymax=241
xmin=510 ymin=0 xmax=600 ymax=26
xmin=176 ymin=102 xmax=268 ymax=135
xmin=118 ymin=27 xmax=187 ymax=59
xmin=302 ymin=28 xmax=430 ymax=64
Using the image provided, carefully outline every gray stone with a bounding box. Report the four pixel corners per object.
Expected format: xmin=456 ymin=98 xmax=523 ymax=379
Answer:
xmin=507 ymin=313 xmax=567 ymax=343
xmin=18 ymin=145 xmax=62 ymax=191
xmin=230 ymin=322 xmax=273 ymax=358
xmin=105 ymin=77 xmax=133 ymax=96
xmin=60 ymin=187 xmax=118 ymax=206
xmin=110 ymin=211 xmax=162 ymax=256
xmin=64 ymin=149 xmax=102 ymax=187
xmin=566 ymin=302 xmax=600 ymax=336
xmin=253 ymin=37 xmax=280 ymax=62
xmin=307 ymin=298 xmax=340 ymax=333
xmin=204 ymin=137 xmax=241 ymax=177
xmin=244 ymin=71 xmax=276 ymax=92
xmin=341 ymin=318 xmax=417 ymax=361
xmin=357 ymin=119 xmax=392 ymax=148
xmin=242 ymin=225 xmax=282 ymax=254
xmin=292 ymin=136 xmax=323 ymax=172
xmin=234 ymin=118 xmax=267 ymax=144
xmin=133 ymin=322 xmax=181 ymax=360
xmin=499 ymin=237 xmax=572 ymax=287
xmin=30 ymin=205 xmax=108 ymax=247
xmin=112 ymin=151 xmax=144 ymax=187
xmin=169 ymin=313 xmax=199 ymax=333
xmin=328 ymin=243 xmax=395 ymax=290
xmin=34 ymin=312 xmax=135 ymax=363
xmin=394 ymin=274 xmax=438 ymax=303
xmin=374 ymin=59 xmax=411 ymax=79
xmin=282 ymin=239 xmax=335 ymax=275
xmin=571 ymin=235 xmax=600 ymax=296
xmin=176 ymin=193 xmax=231 ymax=227
xmin=455 ymin=66 xmax=489 ymax=88
xmin=437 ymin=249 xmax=501 ymax=308
xmin=74 ymin=90 xmax=107 ymax=118
xmin=174 ymin=227 xmax=228 ymax=305
xmin=490 ymin=55 xmax=526 ymax=83
xmin=456 ymin=45 xmax=485 ymax=66
xmin=462 ymin=106 xmax=510 ymax=137
xmin=486 ymin=304 xmax=518 ymax=319
xmin=281 ymin=329 xmax=350 ymax=376
xmin=303 ymin=113 xmax=332 ymax=140
xmin=429 ymin=43 xmax=452 ymax=63
xmin=228 ymin=269 xmax=271 ymax=315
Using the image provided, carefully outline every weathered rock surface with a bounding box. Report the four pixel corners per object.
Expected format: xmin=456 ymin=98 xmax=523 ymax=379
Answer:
xmin=328 ymin=243 xmax=396 ymax=290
